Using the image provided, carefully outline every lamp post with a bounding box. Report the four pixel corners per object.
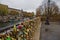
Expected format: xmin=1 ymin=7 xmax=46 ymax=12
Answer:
xmin=45 ymin=0 xmax=50 ymax=25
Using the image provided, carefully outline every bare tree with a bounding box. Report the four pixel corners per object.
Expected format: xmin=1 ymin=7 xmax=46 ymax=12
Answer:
xmin=36 ymin=0 xmax=59 ymax=16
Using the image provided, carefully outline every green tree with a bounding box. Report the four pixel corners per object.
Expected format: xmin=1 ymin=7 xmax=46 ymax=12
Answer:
xmin=0 ymin=4 xmax=8 ymax=16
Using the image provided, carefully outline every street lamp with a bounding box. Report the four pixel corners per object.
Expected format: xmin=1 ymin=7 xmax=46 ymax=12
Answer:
xmin=45 ymin=0 xmax=50 ymax=25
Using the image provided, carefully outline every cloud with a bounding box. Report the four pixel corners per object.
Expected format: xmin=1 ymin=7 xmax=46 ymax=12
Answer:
xmin=0 ymin=0 xmax=43 ymax=12
xmin=1 ymin=0 xmax=60 ymax=12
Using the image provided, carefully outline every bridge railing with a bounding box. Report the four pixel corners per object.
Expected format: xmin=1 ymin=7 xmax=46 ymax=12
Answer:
xmin=0 ymin=17 xmax=41 ymax=40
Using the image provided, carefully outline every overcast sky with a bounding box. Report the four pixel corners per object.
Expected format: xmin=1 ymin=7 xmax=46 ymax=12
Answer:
xmin=0 ymin=0 xmax=60 ymax=12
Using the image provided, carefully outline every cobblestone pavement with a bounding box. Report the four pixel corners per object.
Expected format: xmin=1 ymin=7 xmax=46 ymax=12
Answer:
xmin=40 ymin=22 xmax=60 ymax=40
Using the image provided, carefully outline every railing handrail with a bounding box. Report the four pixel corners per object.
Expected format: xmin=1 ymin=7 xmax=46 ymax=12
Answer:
xmin=0 ymin=17 xmax=40 ymax=33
